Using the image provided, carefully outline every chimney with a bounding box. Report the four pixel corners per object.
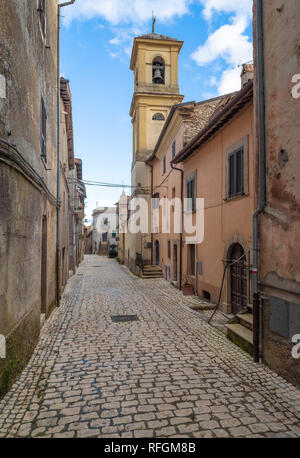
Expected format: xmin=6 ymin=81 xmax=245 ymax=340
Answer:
xmin=241 ymin=63 xmax=254 ymax=87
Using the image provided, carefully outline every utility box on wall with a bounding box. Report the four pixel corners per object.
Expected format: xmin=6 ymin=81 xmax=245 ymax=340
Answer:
xmin=198 ymin=261 xmax=203 ymax=275
xmin=269 ymin=297 xmax=300 ymax=339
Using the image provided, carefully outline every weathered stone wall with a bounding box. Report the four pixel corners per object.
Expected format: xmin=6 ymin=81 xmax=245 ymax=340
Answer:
xmin=0 ymin=0 xmax=59 ymax=396
xmin=253 ymin=0 xmax=300 ymax=384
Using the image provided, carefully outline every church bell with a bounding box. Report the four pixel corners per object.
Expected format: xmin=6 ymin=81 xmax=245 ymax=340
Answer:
xmin=154 ymin=68 xmax=162 ymax=80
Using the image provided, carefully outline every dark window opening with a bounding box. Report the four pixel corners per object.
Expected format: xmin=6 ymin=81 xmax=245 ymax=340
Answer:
xmin=168 ymin=241 xmax=171 ymax=259
xmin=102 ymin=233 xmax=108 ymax=242
xmin=152 ymin=56 xmax=165 ymax=84
xmin=38 ymin=0 xmax=46 ymax=37
xmin=152 ymin=113 xmax=165 ymax=121
xmin=202 ymin=290 xmax=211 ymax=301
xmin=228 ymin=147 xmax=244 ymax=198
xmin=41 ymin=96 xmax=47 ymax=162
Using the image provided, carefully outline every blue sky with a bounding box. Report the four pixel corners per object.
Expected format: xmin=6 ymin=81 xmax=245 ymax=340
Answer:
xmin=60 ymin=0 xmax=253 ymax=222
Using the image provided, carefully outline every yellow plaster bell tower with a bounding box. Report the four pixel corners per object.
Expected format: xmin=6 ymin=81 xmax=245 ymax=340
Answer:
xmin=128 ymin=27 xmax=184 ymax=271
xmin=129 ymin=29 xmax=184 ymax=194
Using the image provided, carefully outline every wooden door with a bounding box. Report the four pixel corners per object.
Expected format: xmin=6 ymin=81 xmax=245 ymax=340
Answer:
xmin=173 ymin=244 xmax=178 ymax=281
xmin=155 ymin=240 xmax=160 ymax=266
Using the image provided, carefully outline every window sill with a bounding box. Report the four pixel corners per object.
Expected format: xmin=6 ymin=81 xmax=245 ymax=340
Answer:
xmin=224 ymin=192 xmax=247 ymax=202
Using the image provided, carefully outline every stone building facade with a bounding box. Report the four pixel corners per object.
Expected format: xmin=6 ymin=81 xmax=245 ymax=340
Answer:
xmin=173 ymin=81 xmax=254 ymax=316
xmin=253 ymin=0 xmax=300 ymax=384
xmin=0 ymin=1 xmax=83 ymax=396
xmin=92 ymin=207 xmax=118 ymax=257
xmin=148 ymin=94 xmax=237 ymax=288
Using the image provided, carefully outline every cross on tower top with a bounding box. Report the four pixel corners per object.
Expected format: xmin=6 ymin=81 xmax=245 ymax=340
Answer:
xmin=152 ymin=14 xmax=156 ymax=33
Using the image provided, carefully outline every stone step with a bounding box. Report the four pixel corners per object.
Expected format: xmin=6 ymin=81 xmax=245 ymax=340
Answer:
xmin=226 ymin=323 xmax=253 ymax=356
xmin=143 ymin=266 xmax=163 ymax=272
xmin=141 ymin=274 xmax=163 ymax=279
xmin=142 ymin=271 xmax=163 ymax=276
xmin=237 ymin=313 xmax=253 ymax=331
xmin=143 ymin=269 xmax=162 ymax=273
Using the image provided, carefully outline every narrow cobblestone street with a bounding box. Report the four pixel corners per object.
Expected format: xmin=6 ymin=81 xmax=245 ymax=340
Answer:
xmin=0 ymin=255 xmax=299 ymax=438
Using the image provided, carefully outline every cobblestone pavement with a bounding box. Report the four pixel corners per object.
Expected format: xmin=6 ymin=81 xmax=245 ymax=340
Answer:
xmin=1 ymin=255 xmax=300 ymax=438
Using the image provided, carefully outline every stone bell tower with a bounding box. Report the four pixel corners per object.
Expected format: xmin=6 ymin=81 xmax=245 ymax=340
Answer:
xmin=128 ymin=26 xmax=184 ymax=272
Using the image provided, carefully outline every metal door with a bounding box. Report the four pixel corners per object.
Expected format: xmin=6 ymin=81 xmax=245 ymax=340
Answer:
xmin=230 ymin=244 xmax=247 ymax=314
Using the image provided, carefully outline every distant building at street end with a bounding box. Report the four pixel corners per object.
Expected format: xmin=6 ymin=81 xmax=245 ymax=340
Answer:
xmin=92 ymin=207 xmax=118 ymax=257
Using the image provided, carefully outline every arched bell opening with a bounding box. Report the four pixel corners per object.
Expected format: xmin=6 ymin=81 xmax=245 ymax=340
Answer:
xmin=152 ymin=56 xmax=165 ymax=84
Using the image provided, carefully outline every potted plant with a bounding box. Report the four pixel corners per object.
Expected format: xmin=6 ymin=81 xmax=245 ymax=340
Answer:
xmin=182 ymin=276 xmax=194 ymax=296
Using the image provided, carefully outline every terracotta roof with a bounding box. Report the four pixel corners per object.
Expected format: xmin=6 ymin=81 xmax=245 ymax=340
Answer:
xmin=173 ymin=80 xmax=253 ymax=164
xmin=147 ymin=92 xmax=236 ymax=163
xmin=136 ymin=32 xmax=179 ymax=42
xmin=60 ymin=77 xmax=74 ymax=169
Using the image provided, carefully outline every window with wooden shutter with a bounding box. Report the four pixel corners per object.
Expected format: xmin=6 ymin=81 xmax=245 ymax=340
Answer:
xmin=186 ymin=175 xmax=196 ymax=212
xmin=163 ymin=156 xmax=166 ymax=175
xmin=152 ymin=193 xmax=160 ymax=209
xmin=41 ymin=96 xmax=47 ymax=163
xmin=228 ymin=147 xmax=244 ymax=198
xmin=172 ymin=141 xmax=176 ymax=159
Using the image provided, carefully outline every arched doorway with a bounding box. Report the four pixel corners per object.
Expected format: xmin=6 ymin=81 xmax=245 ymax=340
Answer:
xmin=155 ymin=240 xmax=160 ymax=266
xmin=173 ymin=244 xmax=178 ymax=281
xmin=229 ymin=243 xmax=247 ymax=314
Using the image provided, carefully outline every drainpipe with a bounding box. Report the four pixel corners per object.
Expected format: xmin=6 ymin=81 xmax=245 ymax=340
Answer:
xmin=171 ymin=164 xmax=183 ymax=290
xmin=252 ymin=0 xmax=266 ymax=363
xmin=147 ymin=162 xmax=154 ymax=265
xmin=56 ymin=0 xmax=75 ymax=306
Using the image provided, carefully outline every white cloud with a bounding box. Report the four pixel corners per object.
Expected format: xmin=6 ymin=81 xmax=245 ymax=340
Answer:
xmin=63 ymin=0 xmax=192 ymax=26
xmin=199 ymin=0 xmax=252 ymax=20
xmin=192 ymin=1 xmax=253 ymax=94
xmin=62 ymin=0 xmax=192 ymax=61
xmin=62 ymin=0 xmax=253 ymax=90
xmin=109 ymin=27 xmax=143 ymax=46
xmin=192 ymin=16 xmax=252 ymax=68
xmin=217 ymin=67 xmax=241 ymax=94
